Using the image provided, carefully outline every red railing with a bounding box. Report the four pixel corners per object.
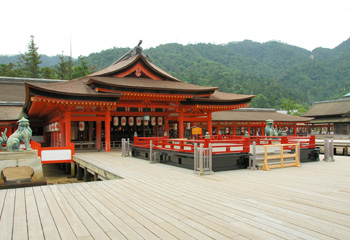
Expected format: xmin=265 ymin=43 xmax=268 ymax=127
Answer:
xmin=31 ymin=140 xmax=75 ymax=164
xmin=134 ymin=136 xmax=250 ymax=154
xmin=134 ymin=135 xmax=316 ymax=155
xmin=249 ymin=135 xmax=316 ymax=149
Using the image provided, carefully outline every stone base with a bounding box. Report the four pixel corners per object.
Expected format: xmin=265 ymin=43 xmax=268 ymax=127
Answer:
xmin=0 ymin=150 xmax=46 ymax=189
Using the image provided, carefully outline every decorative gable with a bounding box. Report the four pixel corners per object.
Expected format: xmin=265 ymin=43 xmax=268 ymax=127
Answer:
xmin=113 ymin=62 xmax=162 ymax=80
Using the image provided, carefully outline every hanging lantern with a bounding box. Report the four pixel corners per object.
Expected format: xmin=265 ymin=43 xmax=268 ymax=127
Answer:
xmin=113 ymin=117 xmax=119 ymax=126
xmin=136 ymin=117 xmax=142 ymax=126
xmin=157 ymin=117 xmax=163 ymax=126
xmin=79 ymin=121 xmax=85 ymax=131
xmin=128 ymin=117 xmax=134 ymax=126
xmin=121 ymin=117 xmax=127 ymax=126
xmin=186 ymin=122 xmax=191 ymax=130
xmin=151 ymin=117 xmax=156 ymax=126
xmin=144 ymin=119 xmax=149 ymax=126
xmin=51 ymin=123 xmax=55 ymax=132
xmin=174 ymin=123 xmax=177 ymax=130
xmin=55 ymin=122 xmax=60 ymax=132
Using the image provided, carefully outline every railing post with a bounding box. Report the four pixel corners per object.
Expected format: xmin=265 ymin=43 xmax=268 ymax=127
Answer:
xmin=121 ymin=138 xmax=125 ymax=157
xmin=204 ymin=132 xmax=210 ymax=148
xmin=199 ymin=144 xmax=204 ymax=175
xmin=150 ymin=140 xmax=153 ymax=163
xmin=309 ymin=135 xmax=315 ymax=148
xmin=297 ymin=140 xmax=301 ymax=164
xmin=295 ymin=142 xmax=301 ymax=167
xmin=249 ymin=141 xmax=257 ymax=170
xmin=194 ymin=143 xmax=198 ymax=172
xmin=127 ymin=138 xmax=130 ymax=157
xmin=243 ymin=137 xmax=250 ymax=153
xmin=323 ymin=138 xmax=329 ymax=162
xmin=209 ymin=143 xmax=212 ymax=173
xmin=330 ymin=138 xmax=335 ymax=161
xmin=262 ymin=146 xmax=269 ymax=171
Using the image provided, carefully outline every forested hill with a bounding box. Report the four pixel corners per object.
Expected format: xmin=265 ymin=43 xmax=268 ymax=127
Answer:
xmin=1 ymin=38 xmax=350 ymax=109
xmin=83 ymin=39 xmax=350 ymax=108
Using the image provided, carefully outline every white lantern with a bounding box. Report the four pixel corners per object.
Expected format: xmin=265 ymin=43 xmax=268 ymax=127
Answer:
xmin=121 ymin=117 xmax=126 ymax=126
xmin=128 ymin=117 xmax=134 ymax=126
xmin=79 ymin=121 xmax=85 ymax=131
xmin=186 ymin=122 xmax=191 ymax=130
xmin=158 ymin=117 xmax=163 ymax=126
xmin=113 ymin=117 xmax=119 ymax=126
xmin=144 ymin=120 xmax=149 ymax=126
xmin=151 ymin=117 xmax=156 ymax=126
xmin=174 ymin=123 xmax=177 ymax=130
xmin=55 ymin=122 xmax=60 ymax=131
xmin=136 ymin=117 xmax=142 ymax=126
xmin=51 ymin=123 xmax=55 ymax=132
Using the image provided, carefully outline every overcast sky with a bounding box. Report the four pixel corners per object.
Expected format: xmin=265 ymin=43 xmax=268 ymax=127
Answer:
xmin=1 ymin=0 xmax=349 ymax=58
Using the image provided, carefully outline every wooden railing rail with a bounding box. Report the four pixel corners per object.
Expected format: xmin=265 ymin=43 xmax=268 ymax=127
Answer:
xmin=262 ymin=143 xmax=300 ymax=171
xmin=133 ymin=136 xmax=250 ymax=155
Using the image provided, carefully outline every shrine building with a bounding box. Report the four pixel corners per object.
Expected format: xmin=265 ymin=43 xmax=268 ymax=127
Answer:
xmin=23 ymin=44 xmax=254 ymax=151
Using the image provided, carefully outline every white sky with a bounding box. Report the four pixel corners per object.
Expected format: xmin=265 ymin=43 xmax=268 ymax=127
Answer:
xmin=1 ymin=0 xmax=349 ymax=58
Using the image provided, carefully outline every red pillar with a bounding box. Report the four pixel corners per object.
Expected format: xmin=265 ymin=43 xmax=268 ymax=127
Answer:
xmin=294 ymin=125 xmax=297 ymax=136
xmin=164 ymin=117 xmax=169 ymax=136
xmin=59 ymin=119 xmax=64 ymax=147
xmin=96 ymin=121 xmax=102 ymax=150
xmin=178 ymin=111 xmax=184 ymax=138
xmin=105 ymin=109 xmax=111 ymax=152
xmin=207 ymin=112 xmax=212 ymax=135
xmin=65 ymin=111 xmax=71 ymax=147
xmin=262 ymin=125 xmax=265 ymax=136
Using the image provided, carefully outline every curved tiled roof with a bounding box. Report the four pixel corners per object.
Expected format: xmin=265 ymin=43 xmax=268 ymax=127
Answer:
xmin=89 ymin=55 xmax=181 ymax=82
xmin=25 ymin=78 xmax=121 ymax=98
xmin=87 ymin=76 xmax=218 ymax=93
xmin=203 ymin=91 xmax=254 ymax=102
xmin=302 ymin=99 xmax=350 ymax=117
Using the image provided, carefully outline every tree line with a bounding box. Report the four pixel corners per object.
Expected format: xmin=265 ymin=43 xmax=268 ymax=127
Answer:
xmin=0 ymin=36 xmax=94 ymax=80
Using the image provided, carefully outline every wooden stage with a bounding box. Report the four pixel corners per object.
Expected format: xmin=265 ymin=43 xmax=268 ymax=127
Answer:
xmin=0 ymin=152 xmax=349 ymax=239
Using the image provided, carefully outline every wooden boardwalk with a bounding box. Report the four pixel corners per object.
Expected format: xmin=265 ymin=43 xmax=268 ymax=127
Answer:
xmin=0 ymin=152 xmax=350 ymax=239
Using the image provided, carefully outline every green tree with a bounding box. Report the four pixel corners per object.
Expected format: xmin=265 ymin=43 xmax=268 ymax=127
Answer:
xmin=0 ymin=63 xmax=18 ymax=77
xmin=18 ymin=35 xmax=42 ymax=78
xmin=72 ymin=57 xmax=95 ymax=79
xmin=56 ymin=53 xmax=70 ymax=79
xmin=280 ymin=97 xmax=296 ymax=114
xmin=41 ymin=66 xmax=57 ymax=79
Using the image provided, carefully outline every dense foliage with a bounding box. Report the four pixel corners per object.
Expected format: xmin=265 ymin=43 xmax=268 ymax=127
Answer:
xmin=1 ymin=37 xmax=350 ymax=111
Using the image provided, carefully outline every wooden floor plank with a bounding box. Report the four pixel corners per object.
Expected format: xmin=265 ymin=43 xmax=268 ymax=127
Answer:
xmin=0 ymin=189 xmax=15 ymax=240
xmin=55 ymin=184 xmax=111 ymax=240
xmin=25 ymin=187 xmax=44 ymax=240
xmin=31 ymin=186 xmax=61 ymax=240
xmin=77 ymin=182 xmax=154 ymax=240
xmin=40 ymin=185 xmax=78 ymax=240
xmin=0 ymin=189 xmax=7 ymax=219
xmin=12 ymin=188 xmax=28 ymax=240
xmin=84 ymin=181 xmax=174 ymax=240
xmin=47 ymin=184 xmax=91 ymax=239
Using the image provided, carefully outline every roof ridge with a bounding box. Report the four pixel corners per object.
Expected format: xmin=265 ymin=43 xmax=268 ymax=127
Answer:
xmin=312 ymin=98 xmax=350 ymax=105
xmin=110 ymin=40 xmax=149 ymax=66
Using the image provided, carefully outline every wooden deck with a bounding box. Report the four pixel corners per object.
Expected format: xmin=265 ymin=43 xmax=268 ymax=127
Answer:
xmin=1 ymin=152 xmax=349 ymax=239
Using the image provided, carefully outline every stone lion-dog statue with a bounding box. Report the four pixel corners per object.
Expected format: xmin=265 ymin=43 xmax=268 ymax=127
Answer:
xmin=0 ymin=117 xmax=32 ymax=152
